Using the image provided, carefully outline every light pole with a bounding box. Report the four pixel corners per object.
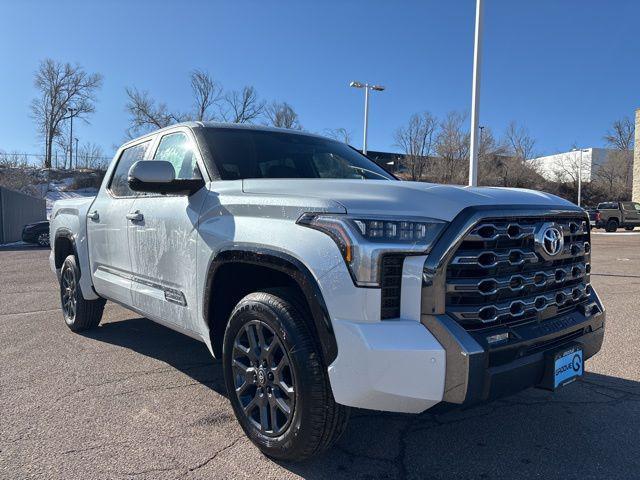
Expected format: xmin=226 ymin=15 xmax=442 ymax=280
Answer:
xmin=350 ymin=81 xmax=385 ymax=155
xmin=64 ymin=107 xmax=77 ymax=170
xmin=468 ymin=0 xmax=484 ymax=187
xmin=572 ymin=148 xmax=589 ymax=207
xmin=74 ymin=137 xmax=79 ymax=169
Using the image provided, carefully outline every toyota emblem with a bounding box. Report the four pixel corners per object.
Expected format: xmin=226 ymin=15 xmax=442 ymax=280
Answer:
xmin=535 ymin=223 xmax=565 ymax=259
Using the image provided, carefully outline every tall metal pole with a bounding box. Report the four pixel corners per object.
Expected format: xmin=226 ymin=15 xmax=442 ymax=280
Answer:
xmin=578 ymin=149 xmax=583 ymax=207
xmin=363 ymin=85 xmax=370 ymax=155
xmin=67 ymin=107 xmax=76 ymax=171
xmin=75 ymin=137 xmax=79 ymax=169
xmin=468 ymin=0 xmax=484 ymax=187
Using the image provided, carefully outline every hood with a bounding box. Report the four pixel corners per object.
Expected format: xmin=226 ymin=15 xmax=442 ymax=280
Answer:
xmin=242 ymin=179 xmax=577 ymax=222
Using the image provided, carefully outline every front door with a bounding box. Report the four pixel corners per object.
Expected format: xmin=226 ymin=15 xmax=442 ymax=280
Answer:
xmin=87 ymin=140 xmax=152 ymax=305
xmin=127 ymin=129 xmax=208 ymax=333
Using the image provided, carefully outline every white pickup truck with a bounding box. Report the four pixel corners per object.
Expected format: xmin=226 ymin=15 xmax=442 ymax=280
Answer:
xmin=50 ymin=122 xmax=605 ymax=460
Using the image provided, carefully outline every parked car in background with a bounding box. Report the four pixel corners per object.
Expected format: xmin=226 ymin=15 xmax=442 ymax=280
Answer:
xmin=594 ymin=202 xmax=640 ymax=232
xmin=21 ymin=220 xmax=50 ymax=246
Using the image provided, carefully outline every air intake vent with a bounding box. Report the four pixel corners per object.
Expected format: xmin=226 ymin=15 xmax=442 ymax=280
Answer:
xmin=380 ymin=255 xmax=403 ymax=319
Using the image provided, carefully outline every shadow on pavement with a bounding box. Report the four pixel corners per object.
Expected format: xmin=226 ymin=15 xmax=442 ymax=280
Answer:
xmin=0 ymin=243 xmax=49 ymax=251
xmin=85 ymin=316 xmax=640 ymax=479
xmin=83 ymin=316 xmax=227 ymax=396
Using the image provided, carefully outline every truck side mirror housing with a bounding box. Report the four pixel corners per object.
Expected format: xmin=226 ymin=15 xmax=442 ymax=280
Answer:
xmin=128 ymin=161 xmax=204 ymax=195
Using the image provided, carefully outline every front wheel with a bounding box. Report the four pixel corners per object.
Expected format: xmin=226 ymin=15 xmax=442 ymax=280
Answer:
xmin=625 ymin=226 xmax=635 ymax=231
xmin=222 ymin=289 xmax=349 ymax=461
xmin=59 ymin=255 xmax=105 ymax=332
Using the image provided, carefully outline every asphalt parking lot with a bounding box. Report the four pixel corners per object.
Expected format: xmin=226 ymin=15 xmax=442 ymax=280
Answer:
xmin=1 ymin=232 xmax=639 ymax=480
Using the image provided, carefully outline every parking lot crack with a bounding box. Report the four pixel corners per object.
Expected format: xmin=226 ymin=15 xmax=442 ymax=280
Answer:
xmin=185 ymin=434 xmax=244 ymax=474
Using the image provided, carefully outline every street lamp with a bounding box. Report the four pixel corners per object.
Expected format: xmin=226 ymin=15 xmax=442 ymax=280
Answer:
xmin=63 ymin=107 xmax=77 ymax=170
xmin=468 ymin=0 xmax=484 ymax=187
xmin=350 ymin=81 xmax=385 ymax=155
xmin=572 ymin=148 xmax=589 ymax=207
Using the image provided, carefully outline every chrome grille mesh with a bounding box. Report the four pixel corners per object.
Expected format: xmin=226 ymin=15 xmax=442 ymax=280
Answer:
xmin=445 ymin=216 xmax=591 ymax=330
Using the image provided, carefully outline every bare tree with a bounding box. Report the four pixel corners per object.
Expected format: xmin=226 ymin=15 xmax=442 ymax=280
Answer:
xmin=603 ymin=116 xmax=634 ymax=189
xmin=77 ymin=142 xmax=107 ymax=169
xmin=265 ymin=101 xmax=302 ymax=130
xmin=190 ymin=69 xmax=222 ymax=121
xmin=222 ymin=86 xmax=264 ymax=124
xmin=324 ymin=128 xmax=352 ymax=144
xmin=30 ymin=59 xmax=103 ymax=168
xmin=394 ymin=112 xmax=438 ymax=181
xmin=434 ymin=111 xmax=469 ymax=184
xmin=492 ymin=121 xmax=540 ymax=188
xmin=124 ymin=87 xmax=185 ymax=137
xmin=504 ymin=121 xmax=536 ymax=161
xmin=604 ymin=116 xmax=634 ymax=151
xmin=593 ymin=151 xmax=631 ymax=200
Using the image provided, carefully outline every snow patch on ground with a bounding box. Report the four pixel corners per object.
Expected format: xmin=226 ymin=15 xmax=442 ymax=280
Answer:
xmin=39 ymin=180 xmax=97 ymax=217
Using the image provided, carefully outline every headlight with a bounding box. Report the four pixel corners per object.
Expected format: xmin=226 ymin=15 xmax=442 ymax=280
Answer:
xmin=297 ymin=213 xmax=447 ymax=286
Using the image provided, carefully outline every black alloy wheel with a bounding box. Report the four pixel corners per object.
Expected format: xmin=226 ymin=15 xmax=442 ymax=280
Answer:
xmin=231 ymin=319 xmax=296 ymax=437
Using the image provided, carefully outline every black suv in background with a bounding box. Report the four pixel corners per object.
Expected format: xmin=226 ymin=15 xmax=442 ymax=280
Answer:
xmin=21 ymin=220 xmax=50 ymax=246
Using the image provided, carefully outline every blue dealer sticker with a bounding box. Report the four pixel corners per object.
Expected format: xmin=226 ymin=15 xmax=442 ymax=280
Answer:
xmin=554 ymin=347 xmax=583 ymax=388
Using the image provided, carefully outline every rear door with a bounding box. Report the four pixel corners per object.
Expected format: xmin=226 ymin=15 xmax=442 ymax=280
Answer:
xmin=127 ymin=128 xmax=208 ymax=333
xmin=87 ymin=139 xmax=152 ymax=305
xmin=628 ymin=203 xmax=640 ymax=226
xmin=621 ymin=202 xmax=640 ymax=225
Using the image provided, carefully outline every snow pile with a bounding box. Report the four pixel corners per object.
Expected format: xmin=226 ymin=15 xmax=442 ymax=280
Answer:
xmin=41 ymin=179 xmax=97 ymax=217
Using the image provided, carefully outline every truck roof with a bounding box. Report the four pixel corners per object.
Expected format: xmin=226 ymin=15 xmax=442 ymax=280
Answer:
xmin=121 ymin=121 xmax=325 ymax=149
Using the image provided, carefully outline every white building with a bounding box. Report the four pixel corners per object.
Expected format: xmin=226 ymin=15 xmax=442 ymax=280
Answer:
xmin=530 ymin=148 xmax=628 ymax=183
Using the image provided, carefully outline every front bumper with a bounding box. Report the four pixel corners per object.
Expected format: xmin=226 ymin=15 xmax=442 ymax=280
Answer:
xmin=422 ymin=295 xmax=605 ymax=406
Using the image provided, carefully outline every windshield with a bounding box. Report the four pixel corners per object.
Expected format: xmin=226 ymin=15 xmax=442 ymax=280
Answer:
xmin=203 ymin=128 xmax=395 ymax=181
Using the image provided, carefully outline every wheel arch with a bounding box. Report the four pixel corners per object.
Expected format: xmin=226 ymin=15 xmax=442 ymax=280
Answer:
xmin=203 ymin=247 xmax=338 ymax=364
xmin=53 ymin=229 xmax=78 ymax=270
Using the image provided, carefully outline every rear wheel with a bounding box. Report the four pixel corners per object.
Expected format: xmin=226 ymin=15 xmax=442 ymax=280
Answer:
xmin=223 ymin=289 xmax=349 ymax=461
xmin=605 ymin=219 xmax=619 ymax=232
xmin=60 ymin=255 xmax=105 ymax=332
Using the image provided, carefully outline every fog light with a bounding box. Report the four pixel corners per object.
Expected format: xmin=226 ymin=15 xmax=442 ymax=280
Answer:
xmin=486 ymin=332 xmax=509 ymax=345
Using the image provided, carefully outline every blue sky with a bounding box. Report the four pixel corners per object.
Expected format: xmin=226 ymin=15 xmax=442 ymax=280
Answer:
xmin=1 ymin=0 xmax=638 ymax=160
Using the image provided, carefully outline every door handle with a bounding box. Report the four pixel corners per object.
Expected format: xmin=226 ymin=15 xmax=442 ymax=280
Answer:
xmin=87 ymin=210 xmax=99 ymax=221
xmin=126 ymin=211 xmax=144 ymax=222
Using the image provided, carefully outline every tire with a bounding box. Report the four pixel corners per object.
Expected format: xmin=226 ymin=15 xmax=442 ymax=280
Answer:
xmin=625 ymin=226 xmax=635 ymax=231
xmin=222 ymin=288 xmax=349 ymax=461
xmin=59 ymin=255 xmax=105 ymax=332
xmin=37 ymin=232 xmax=50 ymax=247
xmin=605 ymin=219 xmax=619 ymax=232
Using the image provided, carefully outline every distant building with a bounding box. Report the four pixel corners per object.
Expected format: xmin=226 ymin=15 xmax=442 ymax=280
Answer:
xmin=530 ymin=148 xmax=631 ymax=183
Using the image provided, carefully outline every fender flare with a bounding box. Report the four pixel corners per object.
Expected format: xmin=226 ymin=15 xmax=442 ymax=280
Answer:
xmin=203 ymin=246 xmax=338 ymax=364
xmin=53 ymin=228 xmax=78 ymax=269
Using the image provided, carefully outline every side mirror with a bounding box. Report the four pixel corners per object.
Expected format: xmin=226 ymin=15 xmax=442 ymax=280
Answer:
xmin=128 ymin=161 xmax=204 ymax=195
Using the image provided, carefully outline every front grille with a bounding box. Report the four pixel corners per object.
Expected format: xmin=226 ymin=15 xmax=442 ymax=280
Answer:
xmin=445 ymin=215 xmax=591 ymax=330
xmin=380 ymin=255 xmax=403 ymax=319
